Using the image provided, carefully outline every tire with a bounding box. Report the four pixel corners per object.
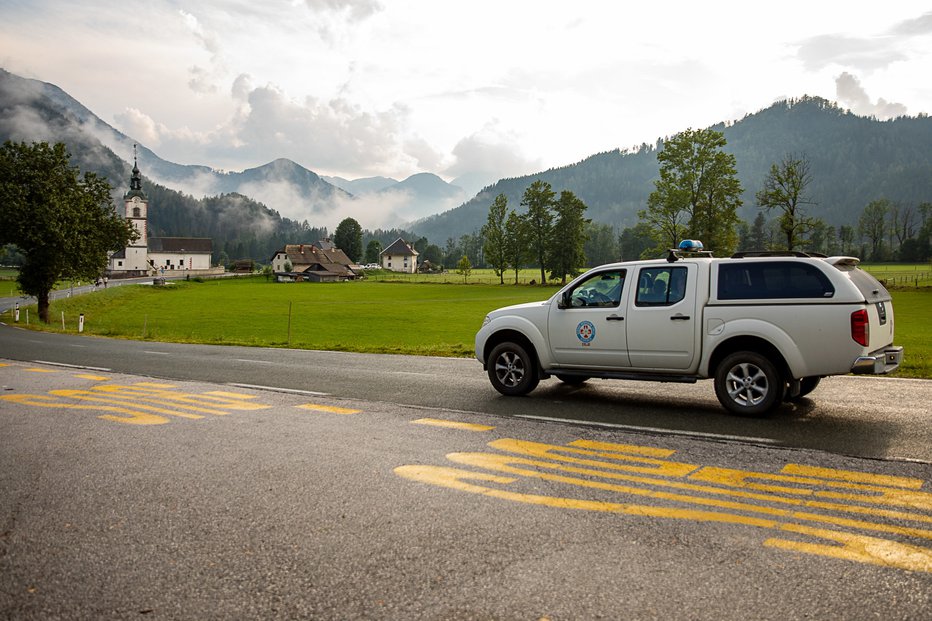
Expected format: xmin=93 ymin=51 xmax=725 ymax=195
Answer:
xmin=714 ymin=351 xmax=784 ymax=416
xmin=556 ymin=374 xmax=590 ymax=385
xmin=487 ymin=342 xmax=539 ymax=396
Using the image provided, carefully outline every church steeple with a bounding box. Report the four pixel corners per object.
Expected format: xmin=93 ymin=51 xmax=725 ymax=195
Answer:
xmin=125 ymin=144 xmax=147 ymax=200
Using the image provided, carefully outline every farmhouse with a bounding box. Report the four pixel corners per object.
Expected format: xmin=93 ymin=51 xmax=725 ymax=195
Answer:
xmin=270 ymin=243 xmax=358 ymax=282
xmin=380 ymin=237 xmax=419 ymax=273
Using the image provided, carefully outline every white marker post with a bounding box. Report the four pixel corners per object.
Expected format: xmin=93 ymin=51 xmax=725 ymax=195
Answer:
xmin=79 ymin=313 xmax=85 ymax=333
xmin=14 ymin=303 xmax=19 ymax=323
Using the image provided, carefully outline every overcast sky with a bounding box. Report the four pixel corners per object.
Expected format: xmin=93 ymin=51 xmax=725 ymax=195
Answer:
xmin=1 ymin=1 xmax=930 ymax=185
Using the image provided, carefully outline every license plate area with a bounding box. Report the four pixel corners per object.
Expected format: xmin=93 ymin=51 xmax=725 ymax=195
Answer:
xmin=876 ymin=301 xmax=887 ymax=325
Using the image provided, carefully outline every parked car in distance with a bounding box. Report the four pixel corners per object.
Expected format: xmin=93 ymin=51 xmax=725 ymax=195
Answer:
xmin=474 ymin=241 xmax=903 ymax=416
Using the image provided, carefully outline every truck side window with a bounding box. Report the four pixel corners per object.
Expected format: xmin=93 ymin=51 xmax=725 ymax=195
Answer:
xmin=567 ymin=270 xmax=626 ymax=308
xmin=636 ymin=267 xmax=687 ymax=306
xmin=718 ymin=262 xmax=835 ymax=299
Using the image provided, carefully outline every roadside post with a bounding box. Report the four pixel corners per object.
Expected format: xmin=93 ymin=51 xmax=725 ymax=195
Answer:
xmin=79 ymin=313 xmax=85 ymax=333
xmin=14 ymin=303 xmax=19 ymax=322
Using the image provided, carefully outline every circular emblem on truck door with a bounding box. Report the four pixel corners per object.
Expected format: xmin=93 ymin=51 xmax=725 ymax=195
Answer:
xmin=576 ymin=321 xmax=595 ymax=344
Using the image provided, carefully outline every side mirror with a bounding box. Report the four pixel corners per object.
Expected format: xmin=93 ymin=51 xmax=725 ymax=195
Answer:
xmin=558 ymin=290 xmax=573 ymax=309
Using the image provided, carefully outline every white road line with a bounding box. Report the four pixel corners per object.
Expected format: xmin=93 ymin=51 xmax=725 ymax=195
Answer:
xmin=234 ymin=359 xmax=273 ymax=364
xmin=143 ymin=350 xmax=170 ymax=355
xmin=229 ymin=383 xmax=329 ymax=396
xmin=32 ymin=360 xmax=111 ymax=372
xmin=514 ymin=414 xmax=782 ymax=445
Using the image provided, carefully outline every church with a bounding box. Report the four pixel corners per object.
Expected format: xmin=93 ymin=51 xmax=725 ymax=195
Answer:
xmin=109 ymin=151 xmax=213 ymax=277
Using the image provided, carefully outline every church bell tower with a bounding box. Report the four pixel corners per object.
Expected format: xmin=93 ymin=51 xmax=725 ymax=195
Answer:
xmin=122 ymin=145 xmax=150 ymax=271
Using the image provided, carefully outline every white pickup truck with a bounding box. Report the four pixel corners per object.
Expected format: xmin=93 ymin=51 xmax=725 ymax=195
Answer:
xmin=474 ymin=242 xmax=903 ymax=416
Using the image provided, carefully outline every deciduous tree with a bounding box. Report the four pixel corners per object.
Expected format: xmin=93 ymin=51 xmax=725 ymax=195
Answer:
xmin=859 ymin=199 xmax=890 ymax=261
xmin=503 ymin=210 xmax=528 ymax=284
xmin=521 ymin=180 xmax=555 ymax=284
xmin=455 ymin=255 xmax=472 ymax=283
xmin=641 ymin=128 xmax=742 ymax=255
xmin=0 ymin=141 xmax=136 ymax=323
xmin=364 ymin=239 xmax=382 ymax=264
xmin=481 ymin=193 xmax=509 ymax=284
xmin=756 ymin=154 xmax=816 ymax=250
xmin=333 ymin=217 xmax=363 ymax=262
xmin=546 ymin=190 xmax=590 ymax=284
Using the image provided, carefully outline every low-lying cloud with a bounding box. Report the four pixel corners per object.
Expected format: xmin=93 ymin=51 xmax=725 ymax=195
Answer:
xmin=835 ymin=72 xmax=907 ymax=119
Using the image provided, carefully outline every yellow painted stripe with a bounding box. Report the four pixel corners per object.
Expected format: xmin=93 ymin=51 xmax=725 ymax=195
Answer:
xmin=25 ymin=368 xmax=56 ymax=373
xmin=782 ymin=464 xmax=924 ymax=490
xmin=0 ymin=363 xmax=10 ymax=367
xmin=297 ymin=404 xmax=361 ymax=415
xmin=412 ymin=418 xmax=494 ymax=432
xmin=393 ymin=464 xmax=932 ymax=573
xmin=74 ymin=374 xmax=109 ymax=381
xmin=133 ymin=382 xmax=177 ymax=389
xmin=203 ymin=391 xmax=260 ymax=400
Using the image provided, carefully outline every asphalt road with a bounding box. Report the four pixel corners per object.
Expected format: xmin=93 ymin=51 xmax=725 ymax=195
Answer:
xmin=1 ymin=324 xmax=930 ymax=619
xmin=0 ymin=321 xmax=929 ymax=462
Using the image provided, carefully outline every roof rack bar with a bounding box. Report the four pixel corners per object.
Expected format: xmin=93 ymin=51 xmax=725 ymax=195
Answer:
xmin=731 ymin=250 xmax=815 ymax=258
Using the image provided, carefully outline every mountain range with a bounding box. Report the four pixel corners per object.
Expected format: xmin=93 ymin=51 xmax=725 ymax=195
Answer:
xmin=2 ymin=67 xmax=931 ymax=259
xmin=0 ymin=69 xmax=467 ymax=230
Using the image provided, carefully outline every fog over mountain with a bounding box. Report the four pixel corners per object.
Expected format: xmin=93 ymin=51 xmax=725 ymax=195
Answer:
xmin=0 ymin=69 xmax=468 ymax=231
xmin=3 ymin=68 xmax=932 ymax=251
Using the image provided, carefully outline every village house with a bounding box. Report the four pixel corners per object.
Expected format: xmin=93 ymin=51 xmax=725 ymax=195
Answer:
xmin=269 ymin=243 xmax=358 ymax=282
xmin=380 ymin=238 xmax=419 ymax=273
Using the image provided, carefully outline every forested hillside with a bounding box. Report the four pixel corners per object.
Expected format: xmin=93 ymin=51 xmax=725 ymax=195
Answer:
xmin=411 ymin=97 xmax=932 ymax=242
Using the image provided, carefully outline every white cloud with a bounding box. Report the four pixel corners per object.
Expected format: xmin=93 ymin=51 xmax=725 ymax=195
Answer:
xmin=835 ymin=72 xmax=908 ymax=119
xmin=1 ymin=1 xmax=929 ymax=188
xmin=302 ymin=0 xmax=383 ymax=20
xmin=445 ymin=126 xmax=541 ymax=181
xmin=113 ymin=108 xmax=163 ymax=146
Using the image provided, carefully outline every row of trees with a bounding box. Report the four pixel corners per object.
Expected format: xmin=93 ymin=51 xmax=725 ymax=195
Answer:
xmin=480 ymin=181 xmax=590 ymax=285
xmin=632 ymin=127 xmax=932 ymax=262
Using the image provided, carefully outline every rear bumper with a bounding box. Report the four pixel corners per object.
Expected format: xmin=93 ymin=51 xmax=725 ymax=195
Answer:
xmin=851 ymin=346 xmax=904 ymax=374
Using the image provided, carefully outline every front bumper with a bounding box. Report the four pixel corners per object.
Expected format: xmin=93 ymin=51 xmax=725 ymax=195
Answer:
xmin=851 ymin=346 xmax=904 ymax=374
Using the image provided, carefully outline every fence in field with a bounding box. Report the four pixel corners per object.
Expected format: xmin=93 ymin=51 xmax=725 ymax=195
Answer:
xmin=861 ymin=265 xmax=932 ymax=289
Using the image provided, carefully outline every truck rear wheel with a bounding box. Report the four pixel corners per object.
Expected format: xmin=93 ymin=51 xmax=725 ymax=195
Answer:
xmin=714 ymin=351 xmax=784 ymax=416
xmin=487 ymin=342 xmax=539 ymax=396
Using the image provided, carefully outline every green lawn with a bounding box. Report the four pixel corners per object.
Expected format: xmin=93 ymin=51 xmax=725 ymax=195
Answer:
xmin=4 ymin=275 xmax=930 ymax=378
xmin=8 ymin=277 xmax=554 ymax=357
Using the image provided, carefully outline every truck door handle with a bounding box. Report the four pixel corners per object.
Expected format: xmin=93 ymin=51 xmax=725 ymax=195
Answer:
xmin=606 ymin=315 xmax=624 ymax=321
xmin=670 ymin=315 xmax=690 ymax=321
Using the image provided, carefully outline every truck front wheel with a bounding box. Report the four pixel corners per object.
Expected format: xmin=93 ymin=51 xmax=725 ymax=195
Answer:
xmin=488 ymin=342 xmax=539 ymax=396
xmin=714 ymin=351 xmax=784 ymax=416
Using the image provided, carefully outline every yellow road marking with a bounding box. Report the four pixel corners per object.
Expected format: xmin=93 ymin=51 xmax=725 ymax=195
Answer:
xmin=25 ymin=368 xmax=56 ymax=373
xmin=412 ymin=418 xmax=494 ymax=432
xmin=74 ymin=374 xmax=110 ymax=381
xmin=297 ymin=403 xmax=361 ymax=415
xmin=0 ymin=382 xmax=271 ymax=425
xmin=394 ymin=463 xmax=932 ymax=573
xmin=203 ymin=391 xmax=262 ymax=400
xmin=395 ymin=437 xmax=932 ymax=573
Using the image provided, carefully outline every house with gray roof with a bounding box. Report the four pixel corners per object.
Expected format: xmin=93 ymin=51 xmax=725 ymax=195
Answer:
xmin=270 ymin=243 xmax=358 ymax=282
xmin=379 ymin=238 xmax=419 ymax=273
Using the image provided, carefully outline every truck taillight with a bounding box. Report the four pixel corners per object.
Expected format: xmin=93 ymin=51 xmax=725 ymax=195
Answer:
xmin=851 ymin=309 xmax=869 ymax=347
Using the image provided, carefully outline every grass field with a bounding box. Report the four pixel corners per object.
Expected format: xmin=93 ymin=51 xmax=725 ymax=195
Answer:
xmin=4 ymin=274 xmax=929 ymax=378
xmin=7 ymin=277 xmax=554 ymax=357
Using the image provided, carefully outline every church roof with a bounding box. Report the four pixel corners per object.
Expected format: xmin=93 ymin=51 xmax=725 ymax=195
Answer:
xmin=149 ymin=237 xmax=213 ymax=253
